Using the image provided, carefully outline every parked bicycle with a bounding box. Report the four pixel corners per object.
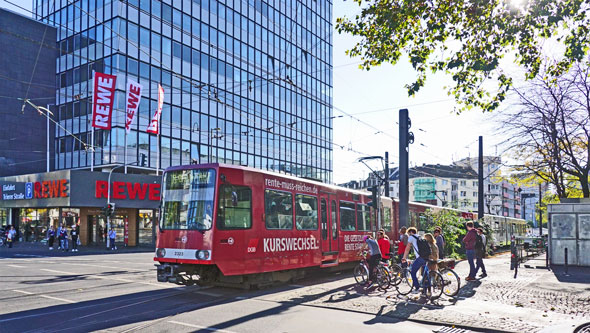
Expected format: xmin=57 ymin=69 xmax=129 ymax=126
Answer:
xmin=395 ymin=259 xmax=444 ymax=300
xmin=438 ymin=258 xmax=461 ymax=297
xmin=354 ymin=251 xmax=391 ymax=290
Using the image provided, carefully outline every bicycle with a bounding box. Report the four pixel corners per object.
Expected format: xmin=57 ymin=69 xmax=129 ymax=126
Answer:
xmin=395 ymin=259 xmax=444 ymax=300
xmin=353 ymin=251 xmax=391 ymax=290
xmin=438 ymin=259 xmax=461 ymax=297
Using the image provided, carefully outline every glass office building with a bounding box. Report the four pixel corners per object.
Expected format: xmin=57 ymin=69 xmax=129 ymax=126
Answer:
xmin=34 ymin=0 xmax=333 ymax=182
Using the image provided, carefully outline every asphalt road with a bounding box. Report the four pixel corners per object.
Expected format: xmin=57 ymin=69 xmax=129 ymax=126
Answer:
xmin=0 ymin=250 xmax=447 ymax=333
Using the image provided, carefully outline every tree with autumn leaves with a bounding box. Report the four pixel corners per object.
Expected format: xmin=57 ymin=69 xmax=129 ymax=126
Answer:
xmin=337 ymin=0 xmax=590 ymax=198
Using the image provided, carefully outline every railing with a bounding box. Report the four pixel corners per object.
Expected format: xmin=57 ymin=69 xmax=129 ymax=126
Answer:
xmin=511 ymin=235 xmax=548 ymax=278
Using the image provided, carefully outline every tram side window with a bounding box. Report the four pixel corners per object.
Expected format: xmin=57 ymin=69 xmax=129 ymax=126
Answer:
xmin=383 ymin=207 xmax=392 ymax=232
xmin=265 ymin=190 xmax=293 ymax=229
xmin=331 ymin=201 xmax=338 ymax=239
xmin=357 ymin=204 xmax=371 ymax=231
xmin=339 ymin=201 xmax=356 ymax=231
xmin=295 ymin=194 xmax=318 ymax=230
xmin=217 ymin=185 xmax=252 ymax=229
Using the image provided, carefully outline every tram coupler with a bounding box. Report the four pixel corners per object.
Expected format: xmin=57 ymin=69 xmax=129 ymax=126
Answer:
xmin=156 ymin=263 xmax=179 ymax=283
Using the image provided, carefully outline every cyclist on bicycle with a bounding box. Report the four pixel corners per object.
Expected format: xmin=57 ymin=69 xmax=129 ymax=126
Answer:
xmin=401 ymin=227 xmax=430 ymax=294
xmin=362 ymin=235 xmax=382 ymax=285
xmin=377 ymin=230 xmax=392 ymax=264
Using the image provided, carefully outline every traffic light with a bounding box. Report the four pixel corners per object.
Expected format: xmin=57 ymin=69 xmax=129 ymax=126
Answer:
xmin=107 ymin=203 xmax=115 ymax=217
xmin=371 ymin=186 xmax=378 ymax=209
xmin=102 ymin=203 xmax=115 ymax=218
xmin=140 ymin=153 xmax=147 ymax=167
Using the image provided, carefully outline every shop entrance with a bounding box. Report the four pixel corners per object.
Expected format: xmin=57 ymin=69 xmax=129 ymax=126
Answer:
xmin=88 ymin=215 xmax=107 ymax=244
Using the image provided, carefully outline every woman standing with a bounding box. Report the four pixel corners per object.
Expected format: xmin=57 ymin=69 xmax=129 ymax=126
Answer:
xmin=423 ymin=233 xmax=439 ymax=273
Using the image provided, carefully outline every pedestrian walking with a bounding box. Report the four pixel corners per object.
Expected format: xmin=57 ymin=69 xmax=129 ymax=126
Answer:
xmin=47 ymin=226 xmax=55 ymax=250
xmin=396 ymin=227 xmax=408 ymax=263
xmin=434 ymin=227 xmax=445 ymax=259
xmin=56 ymin=224 xmax=63 ymax=250
xmin=475 ymin=228 xmax=488 ymax=278
xmin=7 ymin=226 xmax=16 ymax=248
xmin=71 ymin=223 xmax=79 ymax=252
xmin=463 ymin=222 xmax=478 ymax=281
xmin=108 ymin=228 xmax=117 ymax=250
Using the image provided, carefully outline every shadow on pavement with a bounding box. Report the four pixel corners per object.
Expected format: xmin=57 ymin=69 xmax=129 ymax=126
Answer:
xmin=551 ymin=265 xmax=590 ymax=284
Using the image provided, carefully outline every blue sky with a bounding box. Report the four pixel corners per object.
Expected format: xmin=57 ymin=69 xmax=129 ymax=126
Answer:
xmin=2 ymin=0 xmax=502 ymax=184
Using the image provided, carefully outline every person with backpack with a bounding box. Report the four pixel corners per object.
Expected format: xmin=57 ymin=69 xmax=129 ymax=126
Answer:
xmin=434 ymin=227 xmax=445 ymax=259
xmin=402 ymin=227 xmax=432 ymax=294
xmin=475 ymin=228 xmax=488 ymax=278
xmin=463 ymin=221 xmax=478 ymax=281
xmin=377 ymin=229 xmax=392 ymax=264
xmin=47 ymin=226 xmax=55 ymax=250
xmin=362 ymin=235 xmax=382 ymax=286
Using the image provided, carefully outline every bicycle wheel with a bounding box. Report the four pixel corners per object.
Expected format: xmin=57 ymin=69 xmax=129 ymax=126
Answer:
xmin=353 ymin=263 xmax=369 ymax=285
xmin=428 ymin=271 xmax=444 ymax=300
xmin=395 ymin=268 xmax=414 ymax=295
xmin=389 ymin=263 xmax=403 ymax=286
xmin=376 ymin=266 xmax=391 ymax=290
xmin=440 ymin=268 xmax=461 ymax=297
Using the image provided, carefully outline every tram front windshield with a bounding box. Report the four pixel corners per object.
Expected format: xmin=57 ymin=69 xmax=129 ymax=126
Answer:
xmin=160 ymin=169 xmax=216 ymax=231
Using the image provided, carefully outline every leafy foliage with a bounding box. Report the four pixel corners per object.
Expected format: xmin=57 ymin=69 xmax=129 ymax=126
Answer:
xmin=422 ymin=208 xmax=468 ymax=259
xmin=336 ymin=0 xmax=590 ymax=112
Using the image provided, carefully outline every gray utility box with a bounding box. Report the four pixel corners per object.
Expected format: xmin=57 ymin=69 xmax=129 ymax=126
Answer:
xmin=548 ymin=202 xmax=590 ymax=266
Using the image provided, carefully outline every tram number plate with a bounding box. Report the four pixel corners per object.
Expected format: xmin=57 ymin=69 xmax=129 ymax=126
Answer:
xmin=174 ymin=251 xmax=184 ymax=257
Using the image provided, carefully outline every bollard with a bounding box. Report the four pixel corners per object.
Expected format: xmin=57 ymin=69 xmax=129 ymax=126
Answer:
xmin=564 ymin=247 xmax=569 ymax=275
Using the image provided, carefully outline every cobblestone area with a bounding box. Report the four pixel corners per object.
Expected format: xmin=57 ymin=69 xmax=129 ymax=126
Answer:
xmin=257 ymin=254 xmax=590 ymax=332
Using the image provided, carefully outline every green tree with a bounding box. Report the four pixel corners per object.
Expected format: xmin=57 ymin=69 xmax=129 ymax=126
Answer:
xmin=423 ymin=208 xmax=468 ymax=259
xmin=336 ymin=0 xmax=590 ymax=112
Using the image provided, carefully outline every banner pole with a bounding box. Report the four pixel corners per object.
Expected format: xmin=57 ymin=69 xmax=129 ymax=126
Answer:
xmin=124 ymin=131 xmax=127 ymax=174
xmin=91 ymin=71 xmax=95 ymax=172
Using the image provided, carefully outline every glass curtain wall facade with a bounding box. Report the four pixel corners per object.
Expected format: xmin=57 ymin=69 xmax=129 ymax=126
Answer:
xmin=34 ymin=0 xmax=333 ymax=182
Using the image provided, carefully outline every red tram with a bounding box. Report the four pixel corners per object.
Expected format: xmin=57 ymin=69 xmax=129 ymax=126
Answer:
xmin=154 ymin=163 xmax=525 ymax=286
xmin=154 ymin=163 xmax=396 ymax=287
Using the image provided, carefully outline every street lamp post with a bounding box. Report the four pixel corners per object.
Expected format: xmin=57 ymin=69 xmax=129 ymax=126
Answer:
xmin=208 ymin=127 xmax=221 ymax=163
xmin=105 ymin=161 xmax=138 ymax=248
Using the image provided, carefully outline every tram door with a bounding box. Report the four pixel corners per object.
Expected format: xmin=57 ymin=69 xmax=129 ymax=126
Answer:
xmin=319 ymin=194 xmax=339 ymax=255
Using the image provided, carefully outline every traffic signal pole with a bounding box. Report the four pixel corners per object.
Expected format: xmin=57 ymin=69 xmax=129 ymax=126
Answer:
xmin=399 ymin=109 xmax=410 ymax=228
xmin=106 ymin=162 xmax=139 ymax=248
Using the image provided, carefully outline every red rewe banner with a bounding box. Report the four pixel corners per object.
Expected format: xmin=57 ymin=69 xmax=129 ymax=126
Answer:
xmin=92 ymin=72 xmax=117 ymax=129
xmin=146 ymin=84 xmax=164 ymax=134
xmin=125 ymin=79 xmax=142 ymax=134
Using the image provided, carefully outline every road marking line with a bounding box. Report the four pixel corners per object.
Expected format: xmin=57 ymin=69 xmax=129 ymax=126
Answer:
xmin=13 ymin=289 xmax=34 ymax=295
xmin=7 ymin=264 xmax=25 ymax=268
xmin=13 ymin=289 xmax=76 ymax=303
xmin=167 ymin=320 xmax=238 ymax=333
xmin=41 ymin=268 xmax=78 ymax=274
xmin=39 ymin=294 xmax=76 ymax=304
xmin=194 ymin=291 xmax=222 ymax=297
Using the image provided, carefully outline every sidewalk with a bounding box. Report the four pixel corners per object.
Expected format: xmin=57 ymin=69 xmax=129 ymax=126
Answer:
xmin=260 ymin=253 xmax=590 ymax=333
xmin=0 ymin=241 xmax=154 ymax=258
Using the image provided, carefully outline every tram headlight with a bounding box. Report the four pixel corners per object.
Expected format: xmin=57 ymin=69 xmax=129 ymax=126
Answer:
xmin=196 ymin=250 xmax=210 ymax=260
xmin=156 ymin=248 xmax=166 ymax=258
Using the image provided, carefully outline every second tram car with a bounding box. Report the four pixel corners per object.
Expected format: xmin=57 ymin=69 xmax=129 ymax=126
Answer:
xmin=154 ymin=163 xmax=525 ymax=286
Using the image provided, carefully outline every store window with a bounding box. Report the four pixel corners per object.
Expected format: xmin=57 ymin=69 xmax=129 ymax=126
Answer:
xmin=138 ymin=210 xmax=154 ymax=244
xmin=0 ymin=209 xmax=7 ymax=228
xmin=19 ymin=208 xmax=50 ymax=242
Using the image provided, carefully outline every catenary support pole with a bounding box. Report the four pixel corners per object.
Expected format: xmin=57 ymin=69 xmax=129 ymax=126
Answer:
xmin=384 ymin=151 xmax=390 ymax=197
xmin=539 ymin=183 xmax=542 ymax=236
xmin=478 ymin=136 xmax=484 ymax=220
xmin=399 ymin=109 xmax=409 ymax=228
xmin=46 ymin=104 xmax=50 ymax=172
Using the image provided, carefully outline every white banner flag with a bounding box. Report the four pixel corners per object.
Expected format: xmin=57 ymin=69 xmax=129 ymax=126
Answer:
xmin=125 ymin=79 xmax=143 ymax=134
xmin=147 ymin=84 xmax=164 ymax=134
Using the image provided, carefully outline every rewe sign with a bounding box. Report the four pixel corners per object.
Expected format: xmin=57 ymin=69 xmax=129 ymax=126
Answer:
xmin=95 ymin=181 xmax=160 ymax=201
xmin=92 ymin=72 xmax=117 ymax=129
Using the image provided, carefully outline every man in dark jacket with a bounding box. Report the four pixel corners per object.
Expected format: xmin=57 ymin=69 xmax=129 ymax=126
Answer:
xmin=463 ymin=222 xmax=478 ymax=281
xmin=475 ymin=228 xmax=488 ymax=278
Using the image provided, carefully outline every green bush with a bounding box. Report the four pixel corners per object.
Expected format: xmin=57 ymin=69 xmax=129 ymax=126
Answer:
xmin=423 ymin=209 xmax=468 ymax=259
